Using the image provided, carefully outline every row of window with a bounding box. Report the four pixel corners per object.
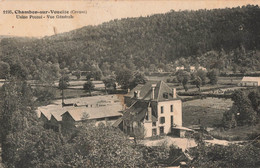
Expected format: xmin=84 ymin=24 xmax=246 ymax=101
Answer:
xmin=152 ymin=127 xmax=164 ymax=136
xmin=152 ymin=116 xmax=174 ymax=136
xmin=160 ymin=105 xmax=174 ymax=113
xmin=152 ymin=116 xmax=173 ymax=126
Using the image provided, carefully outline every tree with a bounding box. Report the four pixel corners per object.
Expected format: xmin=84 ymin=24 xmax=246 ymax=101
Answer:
xmin=58 ymin=75 xmax=70 ymax=90
xmin=0 ymin=61 xmax=10 ymax=79
xmin=176 ymin=70 xmax=190 ymax=91
xmin=189 ymin=142 xmax=260 ymax=168
xmin=194 ymin=76 xmax=202 ymax=91
xmin=34 ymin=86 xmax=56 ymax=105
xmin=58 ymin=75 xmax=70 ymax=105
xmin=222 ymin=110 xmax=237 ymax=129
xmin=74 ymin=70 xmax=81 ymax=79
xmin=102 ymin=76 xmax=116 ymax=93
xmin=207 ymin=70 xmax=218 ymax=85
xmin=9 ymin=62 xmax=29 ymax=80
xmin=4 ymin=126 xmax=68 ymax=168
xmin=115 ymin=68 xmax=133 ymax=90
xmin=231 ymin=90 xmax=258 ymax=126
xmin=129 ymin=72 xmax=147 ymax=90
xmin=196 ymin=69 xmax=207 ymax=85
xmin=70 ymin=124 xmax=147 ymax=167
xmin=83 ymin=80 xmax=95 ymax=96
xmin=248 ymin=91 xmax=260 ymax=114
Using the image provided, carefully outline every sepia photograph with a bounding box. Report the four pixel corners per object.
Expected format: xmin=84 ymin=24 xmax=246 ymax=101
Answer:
xmin=0 ymin=0 xmax=260 ymax=167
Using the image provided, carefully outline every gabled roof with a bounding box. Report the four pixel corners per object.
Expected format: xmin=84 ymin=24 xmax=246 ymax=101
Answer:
xmin=241 ymin=76 xmax=260 ymax=83
xmin=125 ymin=80 xmax=179 ymax=102
xmin=122 ymin=101 xmax=157 ymax=122
xmin=51 ymin=113 xmax=62 ymax=122
xmin=37 ymin=94 xmax=123 ymax=122
xmin=61 ymin=104 xmax=123 ymax=122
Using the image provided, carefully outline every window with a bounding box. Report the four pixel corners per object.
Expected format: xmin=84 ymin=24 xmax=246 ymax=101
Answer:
xmin=163 ymin=92 xmax=168 ymax=99
xmin=161 ymin=106 xmax=164 ymax=113
xmin=171 ymin=116 xmax=174 ymax=126
xmin=152 ymin=128 xmax=157 ymax=136
xmin=170 ymin=105 xmax=173 ymax=112
xmin=160 ymin=126 xmax=164 ymax=135
xmin=160 ymin=117 xmax=165 ymax=124
xmin=152 ymin=122 xmax=156 ymax=126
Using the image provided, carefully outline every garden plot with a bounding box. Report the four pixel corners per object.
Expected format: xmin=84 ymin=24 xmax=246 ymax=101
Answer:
xmin=183 ymin=98 xmax=233 ymax=127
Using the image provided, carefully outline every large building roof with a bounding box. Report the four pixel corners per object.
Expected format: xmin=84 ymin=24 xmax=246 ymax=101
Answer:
xmin=62 ymin=104 xmax=123 ymax=121
xmin=37 ymin=95 xmax=123 ymax=122
xmin=125 ymin=80 xmax=179 ymax=102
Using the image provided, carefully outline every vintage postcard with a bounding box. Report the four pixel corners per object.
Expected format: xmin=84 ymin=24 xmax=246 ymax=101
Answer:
xmin=0 ymin=0 xmax=259 ymax=167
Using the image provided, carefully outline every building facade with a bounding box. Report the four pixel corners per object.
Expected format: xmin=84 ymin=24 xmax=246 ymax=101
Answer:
xmin=122 ymin=81 xmax=182 ymax=137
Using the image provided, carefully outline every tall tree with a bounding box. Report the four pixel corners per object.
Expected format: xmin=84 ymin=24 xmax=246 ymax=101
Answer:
xmin=194 ymin=76 xmax=202 ymax=91
xmin=196 ymin=69 xmax=207 ymax=85
xmin=115 ymin=68 xmax=133 ymax=90
xmin=58 ymin=75 xmax=70 ymax=105
xmin=231 ymin=90 xmax=258 ymax=125
xmin=83 ymin=80 xmax=95 ymax=96
xmin=176 ymin=70 xmax=190 ymax=91
xmin=207 ymin=69 xmax=218 ymax=85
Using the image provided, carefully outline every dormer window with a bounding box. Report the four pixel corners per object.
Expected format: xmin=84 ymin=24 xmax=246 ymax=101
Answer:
xmin=134 ymin=91 xmax=137 ymax=98
xmin=163 ymin=92 xmax=169 ymax=99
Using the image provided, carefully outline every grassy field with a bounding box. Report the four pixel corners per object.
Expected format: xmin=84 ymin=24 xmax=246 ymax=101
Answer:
xmin=182 ymin=98 xmax=233 ymax=127
xmin=209 ymin=123 xmax=260 ymax=141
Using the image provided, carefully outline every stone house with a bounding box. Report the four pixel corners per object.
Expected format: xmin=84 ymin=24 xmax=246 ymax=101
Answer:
xmin=122 ymin=81 xmax=183 ymax=137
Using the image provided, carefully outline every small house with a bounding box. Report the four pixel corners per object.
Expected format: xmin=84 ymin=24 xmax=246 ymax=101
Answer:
xmin=238 ymin=76 xmax=260 ymax=87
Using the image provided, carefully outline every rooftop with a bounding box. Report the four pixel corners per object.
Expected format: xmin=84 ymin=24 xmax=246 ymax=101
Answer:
xmin=125 ymin=80 xmax=179 ymax=102
xmin=37 ymin=95 xmax=123 ymax=122
xmin=241 ymin=76 xmax=260 ymax=83
xmin=62 ymin=104 xmax=123 ymax=121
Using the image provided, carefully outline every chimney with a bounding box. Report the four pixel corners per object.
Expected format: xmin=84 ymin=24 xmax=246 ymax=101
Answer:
xmin=134 ymin=90 xmax=140 ymax=98
xmin=172 ymin=88 xmax=176 ymax=98
xmin=151 ymin=84 xmax=156 ymax=100
xmin=148 ymin=105 xmax=152 ymax=121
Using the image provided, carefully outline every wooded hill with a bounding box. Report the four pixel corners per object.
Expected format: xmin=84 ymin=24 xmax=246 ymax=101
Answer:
xmin=0 ymin=5 xmax=260 ymax=81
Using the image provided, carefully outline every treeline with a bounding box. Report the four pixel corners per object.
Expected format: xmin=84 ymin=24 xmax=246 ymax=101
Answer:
xmin=0 ymin=5 xmax=260 ymax=82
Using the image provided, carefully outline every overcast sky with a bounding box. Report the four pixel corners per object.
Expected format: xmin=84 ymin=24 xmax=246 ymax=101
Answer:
xmin=0 ymin=0 xmax=259 ymax=37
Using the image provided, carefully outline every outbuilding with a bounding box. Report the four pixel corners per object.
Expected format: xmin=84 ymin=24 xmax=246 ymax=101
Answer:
xmin=238 ymin=76 xmax=260 ymax=87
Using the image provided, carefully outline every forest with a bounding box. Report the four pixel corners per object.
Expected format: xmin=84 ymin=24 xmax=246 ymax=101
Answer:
xmin=0 ymin=5 xmax=260 ymax=82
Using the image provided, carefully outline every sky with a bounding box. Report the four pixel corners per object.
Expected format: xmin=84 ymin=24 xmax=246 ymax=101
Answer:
xmin=0 ymin=0 xmax=259 ymax=37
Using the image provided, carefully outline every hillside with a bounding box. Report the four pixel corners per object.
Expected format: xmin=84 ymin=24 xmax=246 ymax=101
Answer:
xmin=0 ymin=5 xmax=260 ymax=81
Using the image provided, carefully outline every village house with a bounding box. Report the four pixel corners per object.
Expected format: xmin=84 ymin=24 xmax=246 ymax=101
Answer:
xmin=121 ymin=81 xmax=184 ymax=138
xmin=176 ymin=66 xmax=185 ymax=71
xmin=176 ymin=65 xmax=207 ymax=73
xmin=238 ymin=76 xmax=260 ymax=87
